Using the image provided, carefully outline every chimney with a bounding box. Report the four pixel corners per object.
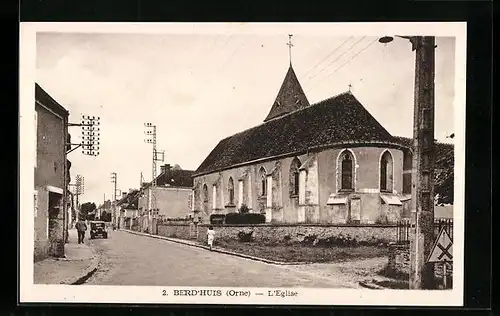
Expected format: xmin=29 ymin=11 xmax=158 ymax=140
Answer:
xmin=160 ymin=164 xmax=171 ymax=174
xmin=122 ymin=192 xmax=127 ymax=198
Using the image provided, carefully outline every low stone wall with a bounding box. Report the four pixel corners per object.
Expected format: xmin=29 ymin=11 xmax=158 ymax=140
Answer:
xmin=387 ymin=243 xmax=410 ymax=277
xmin=157 ymin=223 xmax=196 ymax=240
xmin=156 ymin=223 xmax=399 ymax=246
xmin=386 ymin=243 xmax=453 ymax=288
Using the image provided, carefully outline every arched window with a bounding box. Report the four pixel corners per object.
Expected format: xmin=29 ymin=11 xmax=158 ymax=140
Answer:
xmin=202 ymin=184 xmax=208 ymax=202
xmin=289 ymin=157 xmax=301 ymax=196
xmin=380 ymin=150 xmax=394 ymax=192
xmin=340 ymin=151 xmax=354 ymax=191
xmin=402 ymin=149 xmax=412 ymax=194
xmin=259 ymin=167 xmax=267 ymax=196
xmin=228 ymin=177 xmax=235 ymax=205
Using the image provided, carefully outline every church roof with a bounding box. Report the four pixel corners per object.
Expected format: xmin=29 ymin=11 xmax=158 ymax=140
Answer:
xmin=264 ymin=65 xmax=310 ymax=122
xmin=194 ymin=92 xmax=405 ymax=176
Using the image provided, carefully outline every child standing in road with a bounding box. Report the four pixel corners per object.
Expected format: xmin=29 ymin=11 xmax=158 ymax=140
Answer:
xmin=207 ymin=226 xmax=215 ymax=251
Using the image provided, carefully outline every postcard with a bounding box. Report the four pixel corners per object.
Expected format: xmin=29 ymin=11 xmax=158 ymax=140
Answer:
xmin=19 ymin=21 xmax=466 ymax=306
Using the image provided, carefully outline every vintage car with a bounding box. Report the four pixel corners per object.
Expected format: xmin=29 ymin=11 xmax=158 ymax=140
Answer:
xmin=90 ymin=221 xmax=108 ymax=239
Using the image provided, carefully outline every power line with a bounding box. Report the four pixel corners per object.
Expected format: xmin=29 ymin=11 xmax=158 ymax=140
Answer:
xmin=307 ymin=37 xmax=378 ymax=92
xmin=190 ymin=36 xmax=243 ymax=104
xmin=303 ymin=36 xmax=353 ymax=78
xmin=220 ymin=33 xmax=233 ymax=49
xmin=306 ymin=36 xmax=367 ymax=83
xmin=330 ymin=38 xmax=378 ymax=74
xmin=207 ymin=35 xmax=221 ymax=52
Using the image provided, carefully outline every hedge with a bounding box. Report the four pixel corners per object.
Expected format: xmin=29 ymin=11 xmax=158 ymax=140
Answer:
xmin=210 ymin=214 xmax=226 ymax=225
xmin=225 ymin=212 xmax=266 ymax=225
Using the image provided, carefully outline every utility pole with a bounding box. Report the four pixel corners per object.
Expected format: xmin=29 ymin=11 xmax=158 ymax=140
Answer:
xmin=144 ymin=122 xmax=164 ymax=233
xmin=70 ymin=174 xmax=84 ymax=218
xmin=379 ymin=35 xmax=437 ymax=289
xmin=67 ymin=115 xmax=101 ymax=156
xmin=64 ymin=114 xmax=98 ymax=248
xmin=111 ymin=172 xmax=117 ymax=225
xmin=409 ymin=36 xmax=437 ymax=290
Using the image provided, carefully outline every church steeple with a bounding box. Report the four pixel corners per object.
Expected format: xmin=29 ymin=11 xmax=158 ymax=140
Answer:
xmin=264 ymin=46 xmax=310 ymax=122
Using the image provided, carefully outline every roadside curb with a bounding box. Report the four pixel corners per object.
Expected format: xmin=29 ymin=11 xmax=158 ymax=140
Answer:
xmin=359 ymin=278 xmax=409 ymax=290
xmin=60 ymin=246 xmax=101 ymax=285
xmin=121 ymin=229 xmax=311 ymax=266
xmin=359 ymin=281 xmax=384 ymax=289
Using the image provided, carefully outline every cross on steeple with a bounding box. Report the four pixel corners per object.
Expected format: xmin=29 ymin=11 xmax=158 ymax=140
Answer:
xmin=287 ymin=34 xmax=294 ymax=66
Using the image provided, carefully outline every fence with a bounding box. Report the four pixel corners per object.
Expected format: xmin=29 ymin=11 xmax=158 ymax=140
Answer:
xmin=396 ymin=219 xmax=411 ymax=244
xmin=396 ymin=218 xmax=453 ymax=244
xmin=434 ymin=218 xmax=453 ymax=240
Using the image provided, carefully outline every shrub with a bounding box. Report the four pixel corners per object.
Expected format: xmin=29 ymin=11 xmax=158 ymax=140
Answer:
xmin=237 ymin=230 xmax=254 ymax=242
xmin=301 ymin=234 xmax=318 ymax=246
xmin=239 ymin=204 xmax=250 ymax=214
xmin=210 ymin=214 xmax=226 ymax=225
xmin=225 ymin=212 xmax=266 ymax=224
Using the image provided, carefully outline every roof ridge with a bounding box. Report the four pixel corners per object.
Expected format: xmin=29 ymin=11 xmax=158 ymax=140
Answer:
xmin=310 ymin=90 xmax=352 ymax=106
xmin=217 ymin=91 xmax=365 ymax=142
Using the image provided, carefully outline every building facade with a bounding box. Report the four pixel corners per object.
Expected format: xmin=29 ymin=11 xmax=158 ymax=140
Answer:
xmin=192 ymin=65 xmax=417 ymax=225
xmin=116 ymin=190 xmax=140 ymax=229
xmin=34 ymin=83 xmax=69 ymax=261
xmin=138 ymin=164 xmax=194 ymax=221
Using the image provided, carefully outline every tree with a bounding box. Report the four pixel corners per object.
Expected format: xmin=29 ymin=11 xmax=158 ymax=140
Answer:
xmin=101 ymin=210 xmax=112 ymax=222
xmin=80 ymin=202 xmax=97 ymax=220
xmin=434 ymin=143 xmax=454 ymax=205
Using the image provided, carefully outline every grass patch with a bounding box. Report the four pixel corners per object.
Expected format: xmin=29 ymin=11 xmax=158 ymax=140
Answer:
xmin=213 ymin=240 xmax=388 ymax=263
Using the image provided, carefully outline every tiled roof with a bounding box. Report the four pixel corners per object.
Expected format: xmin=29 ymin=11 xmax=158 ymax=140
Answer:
xmin=35 ymin=83 xmax=69 ymax=118
xmin=264 ymin=65 xmax=310 ymax=122
xmin=155 ymin=168 xmax=194 ymax=188
xmin=195 ymin=92 xmax=402 ymax=176
xmin=117 ymin=189 xmax=140 ymax=209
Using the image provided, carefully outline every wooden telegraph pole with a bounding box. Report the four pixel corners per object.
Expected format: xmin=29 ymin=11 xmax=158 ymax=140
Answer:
xmin=408 ymin=36 xmax=437 ymax=289
xmin=379 ymin=35 xmax=437 ymax=289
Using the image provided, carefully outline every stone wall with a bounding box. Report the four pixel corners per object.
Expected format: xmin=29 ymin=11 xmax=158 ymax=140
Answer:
xmin=34 ymin=104 xmax=67 ymax=261
xmin=387 ymin=243 xmax=410 ymax=277
xmin=157 ymin=222 xmax=197 ymax=240
xmin=156 ymin=223 xmax=399 ymax=246
xmin=386 ymin=243 xmax=453 ymax=288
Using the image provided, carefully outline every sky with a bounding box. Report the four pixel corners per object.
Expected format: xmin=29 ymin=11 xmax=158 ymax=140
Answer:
xmin=35 ymin=26 xmax=456 ymax=205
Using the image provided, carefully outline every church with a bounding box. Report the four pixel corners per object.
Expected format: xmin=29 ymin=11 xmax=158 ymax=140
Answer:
xmin=192 ymin=52 xmax=431 ymax=225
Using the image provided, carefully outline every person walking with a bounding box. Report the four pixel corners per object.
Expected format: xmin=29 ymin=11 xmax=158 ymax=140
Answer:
xmin=207 ymin=226 xmax=215 ymax=251
xmin=75 ymin=218 xmax=87 ymax=244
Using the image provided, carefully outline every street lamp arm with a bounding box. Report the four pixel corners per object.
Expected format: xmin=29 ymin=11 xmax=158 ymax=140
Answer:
xmin=379 ymin=35 xmax=423 ymax=51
